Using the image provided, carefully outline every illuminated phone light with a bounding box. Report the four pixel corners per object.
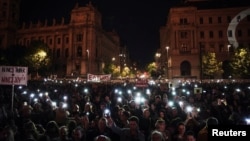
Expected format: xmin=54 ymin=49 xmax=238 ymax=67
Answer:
xmin=186 ymin=106 xmax=192 ymax=112
xmin=84 ymin=88 xmax=88 ymax=93
xmin=39 ymin=93 xmax=43 ymax=97
xmin=52 ymin=102 xmax=57 ymax=107
xmin=135 ymin=97 xmax=141 ymax=104
xmin=245 ymin=118 xmax=250 ymax=125
xmin=118 ymin=91 xmax=122 ymax=95
xmin=104 ymin=109 xmax=110 ymax=114
xmin=172 ymin=91 xmax=176 ymax=96
xmin=22 ymin=91 xmax=27 ymax=95
xmin=117 ymin=97 xmax=122 ymax=102
xmin=146 ymin=89 xmax=151 ymax=95
xmin=30 ymin=93 xmax=35 ymax=98
xmin=34 ymin=98 xmax=38 ymax=102
xmin=168 ymin=101 xmax=174 ymax=107
xmin=197 ymin=108 xmax=200 ymax=112
xmin=62 ymin=103 xmax=68 ymax=108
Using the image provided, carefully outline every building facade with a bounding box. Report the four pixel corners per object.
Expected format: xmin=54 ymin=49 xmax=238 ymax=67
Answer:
xmin=0 ymin=1 xmax=121 ymax=78
xmin=159 ymin=0 xmax=250 ymax=79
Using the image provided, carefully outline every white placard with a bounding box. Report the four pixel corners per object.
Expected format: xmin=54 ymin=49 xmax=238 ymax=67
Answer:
xmin=0 ymin=66 xmax=28 ymax=85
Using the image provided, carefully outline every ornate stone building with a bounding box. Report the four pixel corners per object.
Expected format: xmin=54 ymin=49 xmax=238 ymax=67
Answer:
xmin=0 ymin=1 xmax=121 ymax=77
xmin=159 ymin=0 xmax=250 ymax=79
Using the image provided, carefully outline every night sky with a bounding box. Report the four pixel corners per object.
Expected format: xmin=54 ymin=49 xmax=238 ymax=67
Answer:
xmin=19 ymin=0 xmax=182 ymax=69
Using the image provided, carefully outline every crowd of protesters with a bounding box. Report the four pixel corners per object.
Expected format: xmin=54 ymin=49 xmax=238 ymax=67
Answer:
xmin=0 ymin=78 xmax=250 ymax=141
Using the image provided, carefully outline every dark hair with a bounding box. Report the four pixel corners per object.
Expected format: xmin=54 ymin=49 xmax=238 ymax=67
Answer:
xmin=206 ymin=117 xmax=218 ymax=127
xmin=122 ymin=110 xmax=130 ymax=118
xmin=155 ymin=119 xmax=165 ymax=128
xmin=128 ymin=116 xmax=139 ymax=124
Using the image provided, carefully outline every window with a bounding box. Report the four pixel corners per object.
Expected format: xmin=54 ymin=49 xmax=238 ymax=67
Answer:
xmin=209 ymin=31 xmax=213 ymax=38
xmin=180 ymin=31 xmax=188 ymax=39
xmin=65 ymin=37 xmax=69 ymax=44
xmin=209 ymin=44 xmax=215 ymax=52
xmin=199 ymin=17 xmax=203 ymax=24
xmin=77 ymin=46 xmax=82 ymax=57
xmin=181 ymin=44 xmax=188 ymax=52
xmin=237 ymin=16 xmax=241 ymax=22
xmin=227 ymin=16 xmax=231 ymax=23
xmin=76 ymin=34 xmax=83 ymax=42
xmin=65 ymin=48 xmax=69 ymax=58
xmin=200 ymin=31 xmax=204 ymax=38
xmin=57 ymin=49 xmax=60 ymax=58
xmin=218 ymin=30 xmax=223 ymax=38
xmin=228 ymin=30 xmax=232 ymax=37
xmin=49 ymin=39 xmax=53 ymax=45
xmin=209 ymin=17 xmax=212 ymax=24
xmin=218 ymin=17 xmax=222 ymax=23
xmin=57 ymin=38 xmax=61 ymax=44
xmin=219 ymin=44 xmax=224 ymax=52
xmin=180 ymin=18 xmax=188 ymax=24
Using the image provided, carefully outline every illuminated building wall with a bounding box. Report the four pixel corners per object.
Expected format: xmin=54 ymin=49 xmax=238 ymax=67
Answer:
xmin=160 ymin=1 xmax=250 ymax=79
xmin=0 ymin=2 xmax=121 ymax=77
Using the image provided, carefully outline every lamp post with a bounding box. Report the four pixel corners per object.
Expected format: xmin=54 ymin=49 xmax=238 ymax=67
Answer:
xmin=165 ymin=46 xmax=169 ymax=78
xmin=166 ymin=46 xmax=169 ymax=57
xmin=227 ymin=44 xmax=231 ymax=56
xmin=155 ymin=53 xmax=161 ymax=71
xmin=86 ymin=49 xmax=89 ymax=74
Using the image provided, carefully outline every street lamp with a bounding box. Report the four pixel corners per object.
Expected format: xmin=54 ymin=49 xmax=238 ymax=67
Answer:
xmin=166 ymin=46 xmax=169 ymax=57
xmin=86 ymin=49 xmax=89 ymax=74
xmin=227 ymin=44 xmax=231 ymax=55
xmin=155 ymin=53 xmax=161 ymax=70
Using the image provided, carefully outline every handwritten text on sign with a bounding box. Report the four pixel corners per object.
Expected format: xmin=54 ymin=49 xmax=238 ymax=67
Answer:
xmin=0 ymin=66 xmax=28 ymax=85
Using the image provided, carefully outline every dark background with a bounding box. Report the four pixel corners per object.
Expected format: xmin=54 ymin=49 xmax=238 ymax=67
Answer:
xmin=19 ymin=0 xmax=182 ymax=69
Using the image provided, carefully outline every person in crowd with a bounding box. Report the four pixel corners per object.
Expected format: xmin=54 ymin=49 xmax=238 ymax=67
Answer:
xmin=196 ymin=116 xmax=218 ymax=141
xmin=117 ymin=110 xmax=131 ymax=128
xmin=107 ymin=115 xmax=145 ymax=141
xmin=66 ymin=120 xmax=77 ymax=140
xmin=139 ymin=108 xmax=154 ymax=140
xmin=44 ymin=120 xmax=60 ymax=141
xmin=172 ymin=122 xmax=186 ymax=141
xmin=54 ymin=102 xmax=70 ymax=127
xmin=94 ymin=135 xmax=111 ymax=141
xmin=0 ymin=125 xmax=16 ymax=141
xmin=150 ymin=118 xmax=172 ymax=141
xmin=81 ymin=102 xmax=95 ymax=123
xmin=22 ymin=120 xmax=42 ymax=141
xmin=59 ymin=125 xmax=72 ymax=141
xmin=184 ymin=130 xmax=196 ymax=141
xmin=150 ymin=130 xmax=164 ymax=141
xmin=86 ymin=117 xmax=119 ymax=141
xmin=71 ymin=126 xmax=86 ymax=141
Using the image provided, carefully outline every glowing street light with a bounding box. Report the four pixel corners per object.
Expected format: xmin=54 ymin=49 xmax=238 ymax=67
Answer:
xmin=166 ymin=46 xmax=169 ymax=57
xmin=86 ymin=49 xmax=90 ymax=74
xmin=227 ymin=44 xmax=231 ymax=55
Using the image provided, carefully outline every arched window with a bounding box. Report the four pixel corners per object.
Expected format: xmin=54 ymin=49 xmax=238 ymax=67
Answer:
xmin=180 ymin=61 xmax=191 ymax=76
